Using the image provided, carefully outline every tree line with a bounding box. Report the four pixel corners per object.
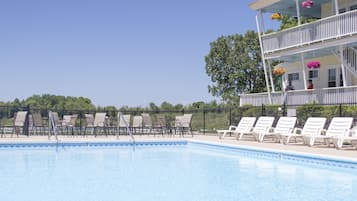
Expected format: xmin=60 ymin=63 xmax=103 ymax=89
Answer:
xmin=0 ymin=94 xmax=228 ymax=113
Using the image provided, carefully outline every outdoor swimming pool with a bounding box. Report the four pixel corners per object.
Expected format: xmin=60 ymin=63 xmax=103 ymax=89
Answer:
xmin=0 ymin=141 xmax=356 ymax=201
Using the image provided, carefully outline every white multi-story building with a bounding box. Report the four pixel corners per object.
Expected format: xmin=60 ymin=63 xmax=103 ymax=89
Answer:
xmin=240 ymin=0 xmax=357 ymax=106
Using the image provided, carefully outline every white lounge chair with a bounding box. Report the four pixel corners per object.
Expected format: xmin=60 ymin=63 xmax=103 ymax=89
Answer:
xmin=280 ymin=117 xmax=326 ymax=145
xmin=325 ymin=117 xmax=353 ymax=149
xmin=238 ymin=116 xmax=275 ymax=141
xmin=257 ymin=117 xmax=297 ymax=142
xmin=217 ymin=117 xmax=256 ymax=139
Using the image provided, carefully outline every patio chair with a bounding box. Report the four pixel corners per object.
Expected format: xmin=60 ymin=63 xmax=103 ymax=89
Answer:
xmin=174 ymin=114 xmax=193 ymax=137
xmin=132 ymin=115 xmax=143 ymax=134
xmin=321 ymin=117 xmax=353 ymax=149
xmin=52 ymin=112 xmax=62 ymax=127
xmin=30 ymin=113 xmax=44 ymax=135
xmin=84 ymin=114 xmax=94 ymax=135
xmin=217 ymin=117 xmax=256 ymax=139
xmin=256 ymin=117 xmax=297 ymax=142
xmin=238 ymin=116 xmax=275 ymax=141
xmin=142 ymin=113 xmax=153 ymax=135
xmin=118 ymin=113 xmax=131 ymax=135
xmin=93 ymin=112 xmax=107 ymax=136
xmin=13 ymin=111 xmax=29 ymax=137
xmin=155 ymin=114 xmax=169 ymax=135
xmin=280 ymin=117 xmax=326 ymax=145
xmin=61 ymin=114 xmax=78 ymax=135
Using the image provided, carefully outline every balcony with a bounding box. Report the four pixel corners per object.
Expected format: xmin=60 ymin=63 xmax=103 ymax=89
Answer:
xmin=262 ymin=10 xmax=357 ymax=54
xmin=239 ymin=86 xmax=357 ymax=106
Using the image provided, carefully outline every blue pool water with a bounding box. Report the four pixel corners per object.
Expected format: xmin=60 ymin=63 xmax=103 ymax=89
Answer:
xmin=0 ymin=142 xmax=356 ymax=201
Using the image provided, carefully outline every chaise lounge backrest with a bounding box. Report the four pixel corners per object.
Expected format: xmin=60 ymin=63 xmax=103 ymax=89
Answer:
xmin=325 ymin=117 xmax=353 ymax=137
xmin=235 ymin=117 xmax=256 ymax=132
xmin=274 ymin=117 xmax=297 ymax=134
xmin=252 ymin=116 xmax=275 ymax=133
xmin=301 ymin=117 xmax=326 ymax=136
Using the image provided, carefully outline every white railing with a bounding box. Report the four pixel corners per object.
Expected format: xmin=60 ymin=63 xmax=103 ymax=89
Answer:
xmin=343 ymin=47 xmax=357 ymax=77
xmin=262 ymin=10 xmax=357 ymax=53
xmin=239 ymin=86 xmax=357 ymax=106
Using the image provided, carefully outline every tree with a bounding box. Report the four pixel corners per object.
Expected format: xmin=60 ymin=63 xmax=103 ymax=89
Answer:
xmin=205 ymin=31 xmax=266 ymax=104
xmin=160 ymin=101 xmax=173 ymax=111
xmin=149 ymin=102 xmax=160 ymax=112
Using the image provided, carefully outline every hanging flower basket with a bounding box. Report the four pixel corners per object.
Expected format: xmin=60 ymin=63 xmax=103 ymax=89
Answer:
xmin=273 ymin=67 xmax=286 ymax=75
xmin=302 ymin=0 xmax=314 ymax=8
xmin=271 ymin=13 xmax=281 ymax=20
xmin=307 ymin=61 xmax=320 ymax=69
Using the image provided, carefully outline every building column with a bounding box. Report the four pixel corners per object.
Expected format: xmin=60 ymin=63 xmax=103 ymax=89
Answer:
xmin=259 ymin=10 xmax=266 ymax=34
xmin=339 ymin=46 xmax=347 ymax=87
xmin=267 ymin=60 xmax=275 ymax=92
xmin=295 ymin=0 xmax=301 ymax=25
xmin=256 ymin=14 xmax=272 ymax=104
xmin=301 ymin=54 xmax=307 ymax=90
xmin=334 ymin=0 xmax=339 ymax=15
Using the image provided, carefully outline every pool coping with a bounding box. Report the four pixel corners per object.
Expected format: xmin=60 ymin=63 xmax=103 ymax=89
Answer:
xmin=188 ymin=139 xmax=357 ymax=170
xmin=0 ymin=139 xmax=356 ymax=170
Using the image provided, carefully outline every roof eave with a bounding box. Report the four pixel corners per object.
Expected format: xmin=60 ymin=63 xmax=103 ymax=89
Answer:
xmin=249 ymin=0 xmax=281 ymax=11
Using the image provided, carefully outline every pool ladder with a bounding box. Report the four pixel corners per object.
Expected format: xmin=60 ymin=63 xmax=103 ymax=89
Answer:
xmin=48 ymin=111 xmax=59 ymax=142
xmin=117 ymin=112 xmax=135 ymax=145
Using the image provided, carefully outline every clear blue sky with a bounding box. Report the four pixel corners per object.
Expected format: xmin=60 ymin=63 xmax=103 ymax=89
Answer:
xmin=0 ymin=0 xmax=279 ymax=107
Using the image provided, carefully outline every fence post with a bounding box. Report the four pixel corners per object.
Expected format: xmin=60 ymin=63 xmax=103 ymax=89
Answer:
xmin=339 ymin=104 xmax=342 ymax=117
xmin=261 ymin=104 xmax=266 ymax=116
xmin=24 ymin=105 xmax=30 ymax=136
xmin=79 ymin=111 xmax=82 ymax=135
xmin=229 ymin=108 xmax=232 ymax=126
xmin=203 ymin=109 xmax=206 ymax=135
xmin=282 ymin=103 xmax=287 ymax=116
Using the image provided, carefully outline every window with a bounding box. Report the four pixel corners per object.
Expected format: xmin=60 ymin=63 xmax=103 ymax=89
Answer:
xmin=308 ymin=70 xmax=318 ymax=79
xmin=328 ymin=69 xmax=336 ymax=87
xmin=288 ymin=73 xmax=299 ymax=81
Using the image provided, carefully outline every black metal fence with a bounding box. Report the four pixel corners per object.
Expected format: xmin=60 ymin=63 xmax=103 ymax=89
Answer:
xmin=0 ymin=103 xmax=356 ymax=136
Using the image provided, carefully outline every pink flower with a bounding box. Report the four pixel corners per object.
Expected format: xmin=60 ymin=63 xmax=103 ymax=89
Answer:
xmin=302 ymin=0 xmax=314 ymax=8
xmin=307 ymin=61 xmax=320 ymax=69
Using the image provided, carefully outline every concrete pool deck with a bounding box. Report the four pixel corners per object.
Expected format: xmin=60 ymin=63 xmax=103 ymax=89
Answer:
xmin=1 ymin=134 xmax=357 ymax=160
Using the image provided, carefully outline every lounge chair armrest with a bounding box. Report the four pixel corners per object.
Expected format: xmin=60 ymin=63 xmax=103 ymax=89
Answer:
xmin=287 ymin=127 xmax=294 ymax=134
xmin=228 ymin=125 xmax=237 ymax=131
xmin=266 ymin=126 xmax=273 ymax=133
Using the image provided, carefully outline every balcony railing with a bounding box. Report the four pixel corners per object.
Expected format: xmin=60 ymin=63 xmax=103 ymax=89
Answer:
xmin=262 ymin=9 xmax=357 ymax=54
xmin=239 ymin=86 xmax=357 ymax=106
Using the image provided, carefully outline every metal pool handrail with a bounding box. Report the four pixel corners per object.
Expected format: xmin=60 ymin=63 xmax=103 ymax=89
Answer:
xmin=117 ymin=112 xmax=135 ymax=144
xmin=48 ymin=111 xmax=58 ymax=142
